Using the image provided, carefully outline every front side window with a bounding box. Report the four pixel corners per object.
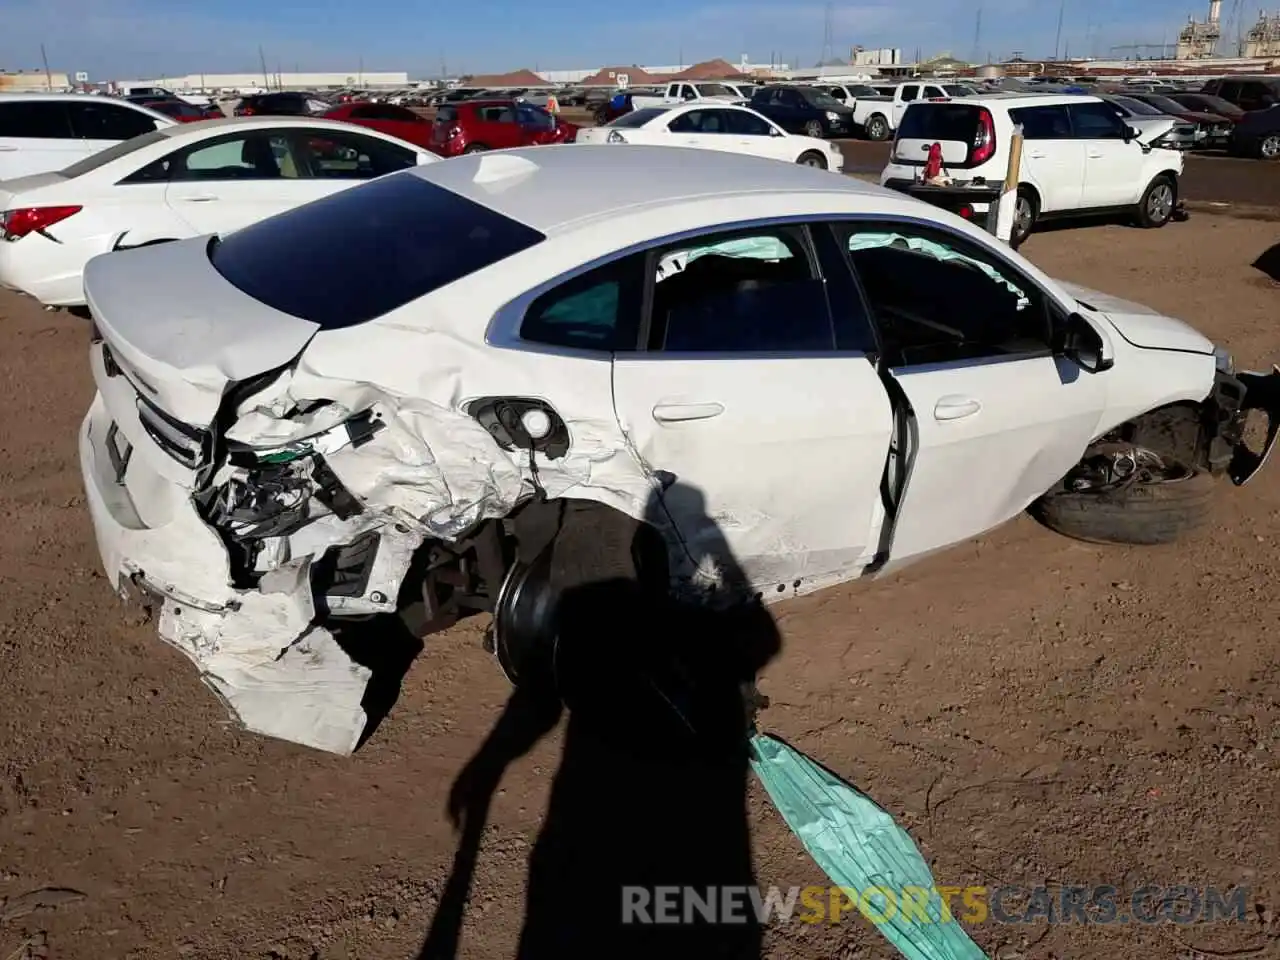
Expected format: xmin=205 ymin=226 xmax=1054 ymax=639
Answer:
xmin=667 ymin=109 xmax=731 ymax=134
xmin=725 ymin=109 xmax=773 ymax=136
xmin=66 ymin=102 xmax=160 ymax=140
xmin=840 ymin=223 xmax=1048 ymax=367
xmin=294 ymin=130 xmax=417 ymax=179
xmin=649 ymin=227 xmax=834 ymax=352
xmin=900 ymin=85 xmax=920 ymax=101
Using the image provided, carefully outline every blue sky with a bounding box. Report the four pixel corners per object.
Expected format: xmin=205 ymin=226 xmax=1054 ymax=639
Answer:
xmin=2 ymin=0 xmax=1199 ymax=80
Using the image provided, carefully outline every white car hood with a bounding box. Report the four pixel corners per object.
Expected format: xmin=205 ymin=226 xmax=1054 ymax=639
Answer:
xmin=1057 ymin=280 xmax=1213 ymax=355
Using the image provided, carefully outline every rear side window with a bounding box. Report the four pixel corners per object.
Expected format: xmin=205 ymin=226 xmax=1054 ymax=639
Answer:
xmin=897 ymin=103 xmax=980 ymax=142
xmin=1009 ymin=104 xmax=1071 ymax=139
xmin=210 ymin=172 xmax=546 ymax=328
xmin=0 ymin=101 xmax=72 ymax=139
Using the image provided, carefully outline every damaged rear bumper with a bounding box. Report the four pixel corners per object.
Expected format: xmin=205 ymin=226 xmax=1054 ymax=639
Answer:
xmin=79 ymin=393 xmax=375 ymax=754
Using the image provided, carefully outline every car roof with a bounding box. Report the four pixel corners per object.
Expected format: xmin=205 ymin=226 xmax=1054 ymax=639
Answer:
xmin=406 ymin=143 xmax=894 ymax=235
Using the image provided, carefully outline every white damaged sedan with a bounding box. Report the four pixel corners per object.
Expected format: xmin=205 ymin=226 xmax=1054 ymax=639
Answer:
xmin=79 ymin=145 xmax=1280 ymax=753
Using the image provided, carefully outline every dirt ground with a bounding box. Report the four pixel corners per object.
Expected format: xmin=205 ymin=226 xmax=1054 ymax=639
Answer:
xmin=2 ymin=213 xmax=1280 ymax=960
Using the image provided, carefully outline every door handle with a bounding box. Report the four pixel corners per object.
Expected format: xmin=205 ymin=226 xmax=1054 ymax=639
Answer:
xmin=0 ymin=146 xmax=16 ymax=152
xmin=1026 ymin=150 xmax=1046 ymax=159
xmin=933 ymin=396 xmax=981 ymax=421
xmin=652 ymin=402 xmax=725 ymax=423
xmin=180 ymin=195 xmax=219 ymax=202
xmin=1087 ymin=150 xmax=1103 ymax=158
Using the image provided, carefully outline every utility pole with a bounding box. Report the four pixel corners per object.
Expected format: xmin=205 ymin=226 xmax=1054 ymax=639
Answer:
xmin=972 ymin=4 xmax=983 ymax=63
xmin=820 ymin=1 xmax=835 ymax=66
xmin=1053 ymin=0 xmax=1065 ymax=59
xmin=40 ymin=43 xmax=52 ymax=90
xmin=259 ymin=45 xmax=270 ymax=90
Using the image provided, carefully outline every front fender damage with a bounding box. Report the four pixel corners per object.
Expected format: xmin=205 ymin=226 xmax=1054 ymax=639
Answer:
xmin=148 ymin=365 xmax=653 ymax=754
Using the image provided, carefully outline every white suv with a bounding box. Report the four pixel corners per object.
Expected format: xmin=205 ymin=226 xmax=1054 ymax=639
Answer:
xmin=0 ymin=94 xmax=176 ymax=181
xmin=880 ymin=95 xmax=1184 ymax=246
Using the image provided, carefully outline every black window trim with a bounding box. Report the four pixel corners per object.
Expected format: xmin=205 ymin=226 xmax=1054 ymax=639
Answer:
xmin=488 ymin=214 xmax=888 ymax=361
xmin=826 ymin=214 xmax=1070 ymax=370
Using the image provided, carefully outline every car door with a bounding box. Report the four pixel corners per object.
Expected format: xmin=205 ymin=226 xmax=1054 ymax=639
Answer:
xmin=609 ymin=222 xmax=894 ymax=595
xmin=0 ymin=101 xmax=79 ymax=179
xmin=1069 ymin=101 xmax=1148 ymax=207
xmin=1008 ymin=104 xmax=1084 ymax=212
xmin=65 ymin=100 xmax=165 ymax=164
xmin=835 ymin=219 xmax=1109 ymax=569
xmin=892 ymin=84 xmax=920 ymax=127
xmin=477 ymin=105 xmax=521 ymax=147
xmin=724 ymin=108 xmax=792 ymax=160
xmin=157 ymin=130 xmax=313 ymax=235
xmin=666 ymin=108 xmax=736 ymax=154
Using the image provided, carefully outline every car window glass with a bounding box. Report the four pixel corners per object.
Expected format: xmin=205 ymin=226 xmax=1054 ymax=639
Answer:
xmin=0 ymin=101 xmax=72 ymax=139
xmin=520 ymin=254 xmax=644 ymax=351
xmin=924 ymin=86 xmax=945 ymax=98
xmin=295 ymin=131 xmax=417 ymax=179
xmin=725 ymin=109 xmax=772 ymax=136
xmin=66 ymin=102 xmax=159 ymax=140
xmin=1009 ymin=104 xmax=1071 ymax=139
xmin=649 ymin=228 xmax=833 ymax=353
xmin=1069 ymin=102 xmax=1126 ymax=139
xmin=843 ymin=225 xmax=1047 ymax=367
xmin=516 ymin=104 xmax=554 ymax=129
xmin=154 ymin=133 xmax=300 ymax=181
xmin=901 ymin=85 xmax=920 ymax=101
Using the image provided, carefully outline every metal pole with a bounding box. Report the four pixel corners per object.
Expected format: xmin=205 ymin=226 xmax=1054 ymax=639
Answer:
xmin=994 ymin=124 xmax=1024 ymax=244
xmin=40 ymin=43 xmax=53 ymax=90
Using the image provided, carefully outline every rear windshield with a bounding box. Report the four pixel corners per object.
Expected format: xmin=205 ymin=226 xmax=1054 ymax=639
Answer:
xmin=897 ymin=103 xmax=981 ymax=142
xmin=434 ymin=105 xmax=457 ymax=124
xmin=210 ymin=172 xmax=546 ymax=328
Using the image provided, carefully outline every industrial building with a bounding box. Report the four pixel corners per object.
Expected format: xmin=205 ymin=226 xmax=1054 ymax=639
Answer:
xmin=0 ymin=69 xmax=72 ymax=92
xmin=1178 ymin=0 xmax=1280 ymax=59
xmin=111 ymin=71 xmax=410 ymax=94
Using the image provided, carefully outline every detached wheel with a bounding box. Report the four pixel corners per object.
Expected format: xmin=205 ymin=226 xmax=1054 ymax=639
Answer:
xmin=1259 ymin=134 xmax=1280 ymax=160
xmin=797 ymin=150 xmax=828 ymax=169
xmin=803 ymin=119 xmax=825 ymax=139
xmin=1031 ymin=456 xmax=1215 ymax=546
xmin=1136 ymin=175 xmax=1177 ymax=228
xmin=865 ymin=114 xmax=890 ymax=141
xmin=1010 ymin=187 xmax=1038 ymax=249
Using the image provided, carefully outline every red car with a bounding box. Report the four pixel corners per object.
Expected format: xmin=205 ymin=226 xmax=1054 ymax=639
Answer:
xmin=323 ymin=101 xmax=433 ymax=149
xmin=430 ymin=99 xmax=578 ymax=157
xmin=137 ymin=99 xmax=222 ymax=123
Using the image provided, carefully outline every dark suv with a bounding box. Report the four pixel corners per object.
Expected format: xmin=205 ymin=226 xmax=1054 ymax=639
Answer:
xmin=1200 ymin=77 xmax=1280 ymax=113
xmin=234 ymin=92 xmax=331 ymax=117
xmin=748 ymin=85 xmax=855 ymax=138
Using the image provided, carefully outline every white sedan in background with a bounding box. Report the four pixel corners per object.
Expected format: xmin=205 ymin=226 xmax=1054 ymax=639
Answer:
xmin=576 ymin=103 xmax=845 ymax=171
xmin=0 ymin=116 xmax=437 ymax=308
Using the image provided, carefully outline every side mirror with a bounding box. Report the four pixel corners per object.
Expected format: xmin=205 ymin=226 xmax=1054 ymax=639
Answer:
xmin=769 ymin=127 xmax=784 ymax=137
xmin=1056 ymin=312 xmax=1113 ymax=373
xmin=1122 ymin=125 xmax=1135 ymax=142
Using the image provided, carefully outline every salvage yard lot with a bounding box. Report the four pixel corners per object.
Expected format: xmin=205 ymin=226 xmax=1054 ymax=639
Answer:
xmin=2 ymin=213 xmax=1280 ymax=959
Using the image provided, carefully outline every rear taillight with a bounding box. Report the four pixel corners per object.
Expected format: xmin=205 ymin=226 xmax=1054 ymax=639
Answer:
xmin=238 ymin=106 xmax=255 ymax=116
xmin=956 ymin=203 xmax=975 ymax=219
xmin=1 ymin=206 xmax=82 ymax=241
xmin=970 ymin=108 xmax=996 ymax=166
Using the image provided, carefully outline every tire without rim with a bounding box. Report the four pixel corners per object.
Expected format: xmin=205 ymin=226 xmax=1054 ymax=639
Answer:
xmin=797 ymin=150 xmax=828 ymax=169
xmin=865 ymin=114 xmax=890 ymax=141
xmin=1030 ymin=469 xmax=1215 ymax=546
xmin=1136 ymin=175 xmax=1177 ymax=228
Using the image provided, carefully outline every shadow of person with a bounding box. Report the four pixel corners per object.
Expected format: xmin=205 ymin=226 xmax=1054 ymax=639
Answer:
xmin=419 ymin=482 xmax=782 ymax=960
xmin=1253 ymin=242 xmax=1280 ymax=283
